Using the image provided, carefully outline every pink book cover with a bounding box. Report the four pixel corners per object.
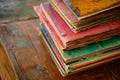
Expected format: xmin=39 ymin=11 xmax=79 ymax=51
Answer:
xmin=40 ymin=2 xmax=120 ymax=50
xmin=33 ymin=6 xmax=66 ymax=50
xmin=34 ymin=6 xmax=67 ymax=68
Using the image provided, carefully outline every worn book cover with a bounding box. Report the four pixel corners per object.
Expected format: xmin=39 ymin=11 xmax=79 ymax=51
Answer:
xmin=37 ymin=3 xmax=120 ymax=50
xmin=40 ymin=22 xmax=120 ymax=64
xmin=34 ymin=6 xmax=66 ymax=50
xmin=49 ymin=0 xmax=120 ymax=32
xmin=64 ymin=0 xmax=120 ymax=16
xmin=40 ymin=23 xmax=120 ymax=76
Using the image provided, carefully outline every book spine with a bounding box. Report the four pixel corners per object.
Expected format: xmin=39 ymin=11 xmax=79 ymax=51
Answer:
xmin=40 ymin=24 xmax=66 ymax=68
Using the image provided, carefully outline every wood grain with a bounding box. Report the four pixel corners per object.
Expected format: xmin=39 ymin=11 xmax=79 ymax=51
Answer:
xmin=0 ymin=0 xmax=47 ymax=24
xmin=0 ymin=72 xmax=1 ymax=80
xmin=106 ymin=60 xmax=120 ymax=80
xmin=0 ymin=41 xmax=18 ymax=80
xmin=0 ymin=19 xmax=120 ymax=80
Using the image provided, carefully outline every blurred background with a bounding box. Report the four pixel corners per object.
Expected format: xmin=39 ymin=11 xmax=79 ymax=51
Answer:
xmin=0 ymin=0 xmax=46 ymax=23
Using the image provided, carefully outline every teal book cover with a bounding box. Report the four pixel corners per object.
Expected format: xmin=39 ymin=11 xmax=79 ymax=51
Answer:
xmin=62 ymin=36 xmax=120 ymax=63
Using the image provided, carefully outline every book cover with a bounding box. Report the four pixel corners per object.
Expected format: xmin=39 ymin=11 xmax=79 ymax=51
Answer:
xmin=40 ymin=24 xmax=120 ymax=76
xmin=39 ymin=3 xmax=120 ymax=50
xmin=49 ymin=0 xmax=120 ymax=32
xmin=64 ymin=0 xmax=120 ymax=16
xmin=33 ymin=5 xmax=66 ymax=50
xmin=40 ymin=22 xmax=120 ymax=64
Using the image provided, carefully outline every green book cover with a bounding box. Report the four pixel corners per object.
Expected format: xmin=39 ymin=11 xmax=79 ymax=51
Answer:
xmin=62 ymin=36 xmax=120 ymax=63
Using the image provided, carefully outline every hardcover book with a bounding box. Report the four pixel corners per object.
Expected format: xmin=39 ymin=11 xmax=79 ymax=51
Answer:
xmin=40 ymin=24 xmax=120 ymax=76
xmin=34 ymin=4 xmax=120 ymax=50
xmin=63 ymin=0 xmax=120 ymax=16
xmin=40 ymin=23 xmax=120 ymax=64
xmin=49 ymin=0 xmax=120 ymax=32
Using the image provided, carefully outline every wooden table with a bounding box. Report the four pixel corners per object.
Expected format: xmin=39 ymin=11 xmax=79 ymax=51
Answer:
xmin=0 ymin=0 xmax=120 ymax=80
xmin=0 ymin=19 xmax=120 ymax=80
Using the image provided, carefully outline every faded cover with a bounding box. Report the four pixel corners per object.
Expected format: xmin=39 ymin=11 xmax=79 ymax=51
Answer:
xmin=49 ymin=0 xmax=120 ymax=32
xmin=33 ymin=5 xmax=66 ymax=50
xmin=64 ymin=0 xmax=120 ymax=16
xmin=40 ymin=21 xmax=120 ymax=64
xmin=36 ymin=3 xmax=120 ymax=50
xmin=40 ymin=24 xmax=120 ymax=76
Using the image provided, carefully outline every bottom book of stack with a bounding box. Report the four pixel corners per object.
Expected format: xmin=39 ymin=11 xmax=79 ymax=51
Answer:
xmin=39 ymin=23 xmax=120 ymax=76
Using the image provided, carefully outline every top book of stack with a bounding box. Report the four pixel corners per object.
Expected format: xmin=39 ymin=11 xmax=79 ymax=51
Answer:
xmin=49 ymin=0 xmax=120 ymax=32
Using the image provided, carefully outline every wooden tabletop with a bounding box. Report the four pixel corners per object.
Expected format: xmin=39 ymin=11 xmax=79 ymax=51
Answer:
xmin=0 ymin=19 xmax=120 ymax=80
xmin=0 ymin=0 xmax=46 ymax=24
xmin=0 ymin=0 xmax=120 ymax=80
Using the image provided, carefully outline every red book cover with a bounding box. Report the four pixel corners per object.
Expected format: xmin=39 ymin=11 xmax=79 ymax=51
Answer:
xmin=40 ymin=2 xmax=120 ymax=50
xmin=33 ymin=6 xmax=66 ymax=50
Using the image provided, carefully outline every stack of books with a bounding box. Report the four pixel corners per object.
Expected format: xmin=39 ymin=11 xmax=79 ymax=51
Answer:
xmin=33 ymin=0 xmax=120 ymax=76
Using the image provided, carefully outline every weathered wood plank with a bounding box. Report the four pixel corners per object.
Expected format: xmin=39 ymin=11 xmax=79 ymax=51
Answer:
xmin=0 ymin=0 xmax=46 ymax=23
xmin=0 ymin=19 xmax=52 ymax=80
xmin=0 ymin=19 xmax=119 ymax=80
xmin=106 ymin=60 xmax=120 ymax=80
xmin=0 ymin=41 xmax=18 ymax=80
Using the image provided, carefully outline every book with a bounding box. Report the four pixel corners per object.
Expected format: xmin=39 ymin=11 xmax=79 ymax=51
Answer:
xmin=40 ymin=22 xmax=120 ymax=64
xmin=34 ymin=4 xmax=120 ymax=50
xmin=49 ymin=0 xmax=120 ymax=32
xmin=40 ymin=24 xmax=120 ymax=76
xmin=63 ymin=0 xmax=120 ymax=16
